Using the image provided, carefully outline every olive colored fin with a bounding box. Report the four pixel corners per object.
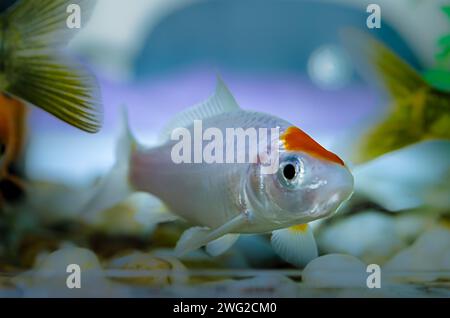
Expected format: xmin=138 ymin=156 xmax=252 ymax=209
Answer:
xmin=340 ymin=29 xmax=450 ymax=163
xmin=340 ymin=28 xmax=427 ymax=100
xmin=1 ymin=0 xmax=102 ymax=133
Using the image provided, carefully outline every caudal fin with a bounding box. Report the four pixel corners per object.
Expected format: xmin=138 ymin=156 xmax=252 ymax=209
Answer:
xmin=0 ymin=0 xmax=102 ymax=133
xmin=340 ymin=28 xmax=426 ymax=100
xmin=82 ymin=106 xmax=136 ymax=217
xmin=340 ymin=28 xmax=450 ymax=163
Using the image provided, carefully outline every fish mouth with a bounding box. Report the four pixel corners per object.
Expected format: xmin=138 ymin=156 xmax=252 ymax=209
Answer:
xmin=310 ymin=183 xmax=354 ymax=219
xmin=329 ymin=165 xmax=354 ymax=200
xmin=307 ymin=169 xmax=354 ymax=219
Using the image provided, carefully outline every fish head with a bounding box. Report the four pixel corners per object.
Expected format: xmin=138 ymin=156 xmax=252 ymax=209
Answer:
xmin=246 ymin=126 xmax=354 ymax=226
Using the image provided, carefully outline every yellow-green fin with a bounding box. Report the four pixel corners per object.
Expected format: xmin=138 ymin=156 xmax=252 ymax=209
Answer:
xmin=0 ymin=0 xmax=102 ymax=133
xmin=341 ymin=29 xmax=450 ymax=163
xmin=340 ymin=28 xmax=426 ymax=100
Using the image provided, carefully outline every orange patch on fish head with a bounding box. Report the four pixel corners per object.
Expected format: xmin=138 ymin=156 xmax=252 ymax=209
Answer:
xmin=281 ymin=126 xmax=344 ymax=166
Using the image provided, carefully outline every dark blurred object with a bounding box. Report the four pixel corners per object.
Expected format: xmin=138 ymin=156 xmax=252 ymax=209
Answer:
xmin=0 ymin=94 xmax=27 ymax=208
xmin=135 ymin=0 xmax=421 ymax=79
xmin=0 ymin=178 xmax=24 ymax=203
xmin=0 ymin=0 xmax=17 ymax=12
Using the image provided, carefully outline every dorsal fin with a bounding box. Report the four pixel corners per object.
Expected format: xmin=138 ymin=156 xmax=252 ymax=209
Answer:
xmin=159 ymin=76 xmax=241 ymax=142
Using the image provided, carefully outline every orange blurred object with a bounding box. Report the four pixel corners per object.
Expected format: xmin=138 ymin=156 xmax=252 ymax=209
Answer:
xmin=0 ymin=93 xmax=27 ymax=204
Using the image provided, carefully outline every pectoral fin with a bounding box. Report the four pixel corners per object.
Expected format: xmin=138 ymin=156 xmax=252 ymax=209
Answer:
xmin=175 ymin=213 xmax=247 ymax=257
xmin=206 ymin=234 xmax=240 ymax=256
xmin=271 ymin=224 xmax=318 ymax=268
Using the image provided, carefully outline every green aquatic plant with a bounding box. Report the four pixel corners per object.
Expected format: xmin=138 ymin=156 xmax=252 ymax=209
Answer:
xmin=436 ymin=5 xmax=450 ymax=67
xmin=423 ymin=5 xmax=450 ymax=91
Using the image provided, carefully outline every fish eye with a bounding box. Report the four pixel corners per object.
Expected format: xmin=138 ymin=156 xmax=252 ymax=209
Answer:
xmin=279 ymin=157 xmax=304 ymax=187
xmin=283 ymin=164 xmax=296 ymax=180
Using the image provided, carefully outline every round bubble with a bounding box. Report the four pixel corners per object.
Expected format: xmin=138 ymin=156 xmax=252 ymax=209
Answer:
xmin=307 ymin=45 xmax=352 ymax=90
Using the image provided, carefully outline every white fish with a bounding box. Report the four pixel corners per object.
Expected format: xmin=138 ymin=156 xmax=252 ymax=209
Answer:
xmin=94 ymin=78 xmax=354 ymax=267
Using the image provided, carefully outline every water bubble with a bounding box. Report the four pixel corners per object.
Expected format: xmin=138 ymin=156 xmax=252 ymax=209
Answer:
xmin=307 ymin=45 xmax=352 ymax=90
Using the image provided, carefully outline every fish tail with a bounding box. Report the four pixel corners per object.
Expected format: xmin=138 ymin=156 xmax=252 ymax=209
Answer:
xmin=81 ymin=107 xmax=178 ymax=227
xmin=340 ymin=28 xmax=450 ymax=162
xmin=0 ymin=0 xmax=102 ymax=133
xmin=115 ymin=105 xmax=139 ymax=190
xmin=82 ymin=106 xmax=137 ymax=216
xmin=118 ymin=106 xmax=138 ymax=170
xmin=340 ymin=28 xmax=427 ymax=101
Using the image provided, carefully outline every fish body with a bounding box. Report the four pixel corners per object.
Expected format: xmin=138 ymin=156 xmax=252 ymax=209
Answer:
xmin=131 ymin=111 xmax=286 ymax=233
xmin=131 ymin=110 xmax=352 ymax=234
xmin=103 ymin=78 xmax=354 ymax=266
